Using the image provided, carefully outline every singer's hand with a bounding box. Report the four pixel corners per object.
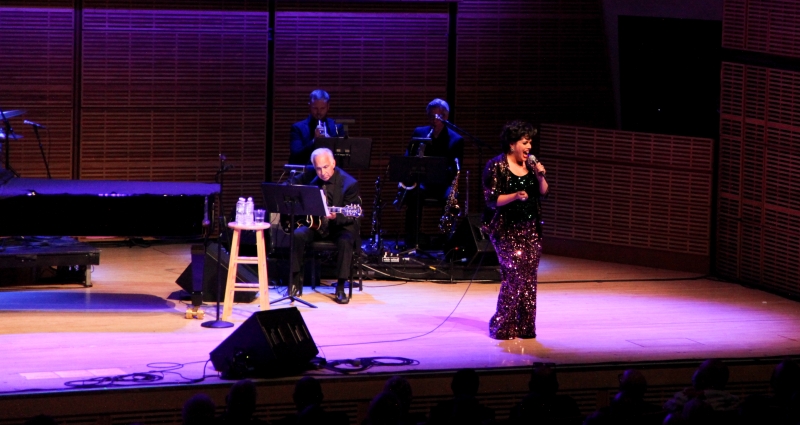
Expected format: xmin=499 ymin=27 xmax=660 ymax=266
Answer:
xmin=535 ymin=162 xmax=546 ymax=178
xmin=314 ymin=127 xmax=325 ymax=138
xmin=327 ymin=212 xmax=337 ymax=220
xmin=515 ymin=191 xmax=529 ymax=202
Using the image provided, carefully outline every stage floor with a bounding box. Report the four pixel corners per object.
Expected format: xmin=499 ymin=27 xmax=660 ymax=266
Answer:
xmin=1 ymin=243 xmax=800 ymax=395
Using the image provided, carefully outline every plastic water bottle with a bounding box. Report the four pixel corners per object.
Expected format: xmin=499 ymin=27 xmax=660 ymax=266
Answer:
xmin=235 ymin=197 xmax=245 ymax=224
xmin=245 ymin=197 xmax=255 ymax=225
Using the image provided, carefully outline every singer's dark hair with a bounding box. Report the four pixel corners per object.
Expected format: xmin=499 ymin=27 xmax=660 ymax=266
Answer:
xmin=500 ymin=120 xmax=538 ymax=153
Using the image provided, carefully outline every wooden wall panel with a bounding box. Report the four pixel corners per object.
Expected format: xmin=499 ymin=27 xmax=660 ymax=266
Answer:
xmin=0 ymin=2 xmax=74 ymax=179
xmin=272 ymin=3 xmax=450 ymax=238
xmin=3 ymin=0 xmax=618 ymax=244
xmin=718 ymin=61 xmax=800 ymax=296
xmin=455 ymin=0 xmax=614 ymax=227
xmin=80 ymin=1 xmax=268 ymax=215
xmin=539 ymin=124 xmax=713 ymax=267
xmin=722 ymin=0 xmax=800 ymax=58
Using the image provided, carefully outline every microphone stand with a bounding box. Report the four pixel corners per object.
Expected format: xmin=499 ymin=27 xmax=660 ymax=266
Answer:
xmin=435 ymin=115 xmax=491 ymax=214
xmin=0 ymin=109 xmax=20 ymax=177
xmin=30 ymin=125 xmax=52 ymax=179
xmin=436 ymin=115 xmax=491 ymax=166
xmin=202 ymin=154 xmax=234 ymax=329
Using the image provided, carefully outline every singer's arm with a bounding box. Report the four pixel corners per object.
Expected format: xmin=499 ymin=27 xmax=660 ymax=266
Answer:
xmin=496 ymin=192 xmax=526 ymax=207
xmin=537 ymin=169 xmax=549 ymax=195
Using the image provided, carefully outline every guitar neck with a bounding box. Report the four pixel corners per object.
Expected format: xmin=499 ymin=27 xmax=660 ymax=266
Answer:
xmin=326 ymin=204 xmax=362 ymax=217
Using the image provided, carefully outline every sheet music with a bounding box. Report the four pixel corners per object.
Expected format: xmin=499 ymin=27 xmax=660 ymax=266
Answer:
xmin=320 ymin=189 xmax=330 ymax=216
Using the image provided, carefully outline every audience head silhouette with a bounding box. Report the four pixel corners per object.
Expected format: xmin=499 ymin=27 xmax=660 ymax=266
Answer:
xmin=225 ymin=379 xmax=257 ymax=421
xmin=182 ymin=393 xmax=216 ymax=425
xmin=692 ymin=359 xmax=729 ymax=390
xmin=366 ymin=391 xmax=402 ymax=425
xmin=619 ymin=369 xmax=648 ymax=399
xmin=293 ymin=376 xmax=324 ymax=411
xmin=770 ymin=358 xmax=800 ymax=398
xmin=528 ymin=363 xmax=559 ymax=396
xmin=451 ymin=368 xmax=480 ymax=397
xmin=383 ymin=376 xmax=413 ymax=414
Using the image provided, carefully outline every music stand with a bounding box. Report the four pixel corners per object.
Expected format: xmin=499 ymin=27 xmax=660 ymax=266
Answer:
xmin=388 ymin=155 xmax=450 ymax=255
xmin=314 ymin=137 xmax=372 ymax=169
xmin=261 ymin=183 xmax=328 ymax=308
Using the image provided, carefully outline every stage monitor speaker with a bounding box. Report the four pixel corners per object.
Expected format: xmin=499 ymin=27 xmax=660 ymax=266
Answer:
xmin=175 ymin=242 xmax=258 ymax=303
xmin=210 ymin=307 xmax=319 ymax=379
xmin=445 ymin=214 xmax=497 ymax=264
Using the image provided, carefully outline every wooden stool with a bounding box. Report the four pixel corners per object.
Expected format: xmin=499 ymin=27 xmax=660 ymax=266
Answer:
xmin=222 ymin=221 xmax=271 ymax=321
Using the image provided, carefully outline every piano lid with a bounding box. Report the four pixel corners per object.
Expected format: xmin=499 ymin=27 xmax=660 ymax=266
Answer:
xmin=0 ymin=177 xmax=220 ymax=199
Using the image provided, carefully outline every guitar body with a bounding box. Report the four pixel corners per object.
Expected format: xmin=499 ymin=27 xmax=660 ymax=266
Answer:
xmin=280 ymin=204 xmax=362 ymax=237
xmin=305 ymin=215 xmax=331 ymax=238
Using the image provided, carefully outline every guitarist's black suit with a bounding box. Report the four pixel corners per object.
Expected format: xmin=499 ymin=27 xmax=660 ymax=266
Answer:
xmin=291 ymin=167 xmax=360 ymax=289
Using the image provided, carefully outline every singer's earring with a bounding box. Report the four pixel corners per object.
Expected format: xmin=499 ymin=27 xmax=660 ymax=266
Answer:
xmin=510 ymin=148 xmax=515 ymax=153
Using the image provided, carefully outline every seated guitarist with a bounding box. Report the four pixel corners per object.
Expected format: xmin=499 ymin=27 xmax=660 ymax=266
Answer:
xmin=291 ymin=148 xmax=360 ymax=304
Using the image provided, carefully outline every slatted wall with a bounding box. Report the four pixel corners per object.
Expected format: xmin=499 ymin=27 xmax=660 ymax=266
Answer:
xmin=722 ymin=0 xmax=800 ymax=59
xmin=719 ymin=0 xmax=800 ymax=296
xmin=271 ymin=2 xmax=451 ymax=237
xmin=0 ymin=1 xmax=74 ymax=179
xmin=539 ymin=124 xmax=714 ymax=272
xmin=454 ymin=0 xmax=614 ymax=232
xmin=2 ymin=0 xmax=615 ymax=241
xmin=79 ymin=0 xmax=268 ymax=216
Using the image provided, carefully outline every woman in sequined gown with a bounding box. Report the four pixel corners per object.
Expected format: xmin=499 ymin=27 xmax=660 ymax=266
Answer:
xmin=482 ymin=120 xmax=549 ymax=340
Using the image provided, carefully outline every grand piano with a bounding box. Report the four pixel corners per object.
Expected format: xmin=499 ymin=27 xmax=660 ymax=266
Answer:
xmin=0 ymin=172 xmax=219 ymax=288
xmin=0 ymin=173 xmax=219 ymax=237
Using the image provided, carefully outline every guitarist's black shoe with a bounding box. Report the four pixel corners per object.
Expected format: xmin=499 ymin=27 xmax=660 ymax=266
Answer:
xmin=333 ymin=289 xmax=349 ymax=305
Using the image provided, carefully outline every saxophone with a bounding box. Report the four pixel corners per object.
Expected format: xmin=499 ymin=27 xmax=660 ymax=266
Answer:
xmin=439 ymin=158 xmax=460 ymax=236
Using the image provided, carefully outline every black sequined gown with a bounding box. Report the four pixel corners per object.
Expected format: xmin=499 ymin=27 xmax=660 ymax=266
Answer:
xmin=482 ymin=154 xmax=547 ymax=340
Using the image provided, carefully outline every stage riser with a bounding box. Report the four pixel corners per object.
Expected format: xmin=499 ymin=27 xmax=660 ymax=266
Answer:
xmin=0 ymin=360 xmax=783 ymax=425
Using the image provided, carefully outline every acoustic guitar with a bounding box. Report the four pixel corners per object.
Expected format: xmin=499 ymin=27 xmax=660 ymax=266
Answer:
xmin=282 ymin=204 xmax=362 ymax=237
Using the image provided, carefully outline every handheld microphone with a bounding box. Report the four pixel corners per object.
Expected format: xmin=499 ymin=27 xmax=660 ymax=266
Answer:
xmin=527 ymin=154 xmax=546 ymax=178
xmin=24 ymin=120 xmax=47 ymax=129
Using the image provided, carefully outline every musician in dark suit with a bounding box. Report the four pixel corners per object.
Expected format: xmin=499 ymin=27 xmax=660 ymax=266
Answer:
xmin=397 ymin=98 xmax=464 ymax=248
xmin=289 ymin=89 xmax=344 ymax=165
xmin=291 ymin=148 xmax=360 ymax=304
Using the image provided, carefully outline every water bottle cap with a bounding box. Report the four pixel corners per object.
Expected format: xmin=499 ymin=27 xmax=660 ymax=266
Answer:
xmin=247 ymin=197 xmax=253 ymax=201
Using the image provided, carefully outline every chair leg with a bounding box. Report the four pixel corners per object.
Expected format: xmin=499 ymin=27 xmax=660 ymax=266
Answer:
xmin=310 ymin=255 xmax=318 ymax=291
xmin=358 ymin=261 xmax=363 ymax=291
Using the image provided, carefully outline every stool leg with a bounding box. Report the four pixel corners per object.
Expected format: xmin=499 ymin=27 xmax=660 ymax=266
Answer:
xmin=222 ymin=229 xmax=240 ymax=321
xmin=255 ymin=229 xmax=270 ymax=311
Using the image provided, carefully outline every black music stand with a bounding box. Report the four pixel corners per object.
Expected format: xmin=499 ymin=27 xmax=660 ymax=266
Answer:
xmin=388 ymin=155 xmax=450 ymax=255
xmin=261 ymin=183 xmax=328 ymax=308
xmin=314 ymin=137 xmax=372 ymax=169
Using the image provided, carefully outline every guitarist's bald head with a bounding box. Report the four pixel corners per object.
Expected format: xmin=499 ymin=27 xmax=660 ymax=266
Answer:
xmin=311 ymin=148 xmax=336 ymax=182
